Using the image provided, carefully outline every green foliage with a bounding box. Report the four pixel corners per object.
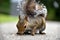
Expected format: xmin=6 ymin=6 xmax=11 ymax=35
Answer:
xmin=47 ymin=8 xmax=55 ymax=20
xmin=0 ymin=14 xmax=18 ymax=23
xmin=0 ymin=0 xmax=10 ymax=14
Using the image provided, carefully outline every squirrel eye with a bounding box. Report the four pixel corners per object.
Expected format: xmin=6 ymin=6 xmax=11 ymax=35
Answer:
xmin=24 ymin=26 xmax=26 ymax=28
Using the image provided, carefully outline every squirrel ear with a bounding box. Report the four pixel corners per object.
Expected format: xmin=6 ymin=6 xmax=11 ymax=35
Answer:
xmin=24 ymin=16 xmax=28 ymax=21
xmin=18 ymin=15 xmax=21 ymax=20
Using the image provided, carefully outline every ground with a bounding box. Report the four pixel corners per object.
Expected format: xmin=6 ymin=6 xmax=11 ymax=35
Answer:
xmin=0 ymin=21 xmax=60 ymax=40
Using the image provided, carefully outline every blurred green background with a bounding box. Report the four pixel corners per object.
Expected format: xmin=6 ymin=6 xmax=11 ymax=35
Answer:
xmin=0 ymin=0 xmax=60 ymax=23
xmin=0 ymin=0 xmax=18 ymax=23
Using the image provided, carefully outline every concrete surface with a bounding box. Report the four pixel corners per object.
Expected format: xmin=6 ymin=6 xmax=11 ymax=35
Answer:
xmin=0 ymin=21 xmax=60 ymax=40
